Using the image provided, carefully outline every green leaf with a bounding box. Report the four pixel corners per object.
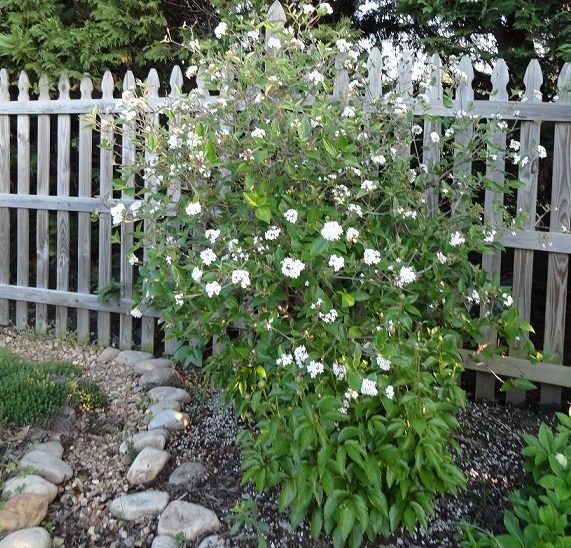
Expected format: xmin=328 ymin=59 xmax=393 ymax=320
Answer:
xmin=310 ymin=506 xmax=323 ymax=538
xmin=244 ymin=192 xmax=258 ymax=207
xmin=443 ymin=96 xmax=453 ymax=109
xmin=513 ymin=378 xmax=537 ymax=391
xmin=339 ymin=500 xmax=355 ymax=541
xmin=341 ymin=292 xmax=356 ymax=308
xmin=255 ymin=207 xmax=272 ymax=224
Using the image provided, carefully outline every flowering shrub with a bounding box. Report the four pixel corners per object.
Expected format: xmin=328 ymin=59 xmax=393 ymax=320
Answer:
xmin=97 ymin=4 xmax=535 ymax=546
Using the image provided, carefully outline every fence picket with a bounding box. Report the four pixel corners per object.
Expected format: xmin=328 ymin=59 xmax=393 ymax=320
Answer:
xmin=77 ymin=75 xmax=94 ymax=343
xmin=16 ymin=72 xmax=30 ymax=329
xmin=56 ymin=74 xmax=71 ymax=337
xmin=365 ymin=47 xmax=383 ymax=102
xmin=98 ymin=71 xmax=114 ymax=346
xmin=509 ymin=59 xmax=543 ymax=405
xmin=543 ymin=62 xmax=571 ymax=407
xmin=141 ymin=69 xmax=160 ymax=353
xmin=0 ymin=69 xmax=9 ymax=325
xmin=119 ymin=71 xmax=136 ymax=350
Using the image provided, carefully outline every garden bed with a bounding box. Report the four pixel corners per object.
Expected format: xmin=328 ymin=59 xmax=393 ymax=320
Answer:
xmin=0 ymin=327 xmax=560 ymax=547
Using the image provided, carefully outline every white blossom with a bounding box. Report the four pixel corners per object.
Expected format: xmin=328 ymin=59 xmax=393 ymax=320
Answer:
xmin=396 ymin=266 xmax=416 ymax=287
xmin=360 ymin=378 xmax=378 ymax=396
xmin=191 ymin=267 xmax=203 ymax=282
xmin=321 ymin=221 xmax=344 ymax=241
xmin=281 ymin=257 xmax=305 ymax=279
xmin=130 ymin=307 xmax=142 ymax=318
xmin=231 ymin=269 xmax=251 ymax=289
xmin=430 ymin=131 xmax=440 ymax=143
xmin=328 ymin=255 xmax=345 ymax=271
xmin=277 ymin=353 xmax=294 ymax=366
xmin=363 ymin=248 xmax=381 ymax=266
xmin=284 ymin=209 xmax=298 ymax=223
xmin=251 ymin=127 xmax=266 ymax=138
xmin=186 ymin=65 xmax=198 ymax=78
xmin=200 ymin=248 xmax=217 ymax=265
xmin=376 ymin=356 xmax=390 ymax=371
xmin=214 ymin=22 xmax=227 ymax=38
xmin=205 ymin=281 xmax=222 ymax=297
xmin=332 ymin=362 xmax=346 ymax=380
xmin=371 ymin=154 xmax=386 ymax=165
xmin=294 ymin=346 xmax=309 ymax=367
xmin=307 ymin=360 xmax=325 ymax=378
xmin=537 ymin=145 xmax=547 ymax=159
xmin=308 ymin=70 xmax=325 ymax=85
xmin=346 ymin=227 xmax=359 ymax=243
xmin=319 ymin=309 xmax=338 ymax=323
xmin=450 ymin=231 xmax=465 ymax=247
xmin=267 ymin=37 xmax=282 ymax=50
xmin=385 ymin=385 xmax=395 ymax=399
xmin=174 ymin=293 xmax=184 ymax=306
xmin=317 ymin=2 xmax=333 ymax=15
xmin=342 ymin=106 xmax=356 ymax=118
xmin=185 ymin=202 xmax=202 ymax=216
xmin=361 ymin=180 xmax=377 ymax=192
xmin=265 ymin=226 xmax=281 ymax=240
xmin=110 ymin=203 xmax=126 ymax=225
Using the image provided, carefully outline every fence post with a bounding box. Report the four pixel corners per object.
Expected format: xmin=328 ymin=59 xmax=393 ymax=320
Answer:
xmin=0 ymin=69 xmax=9 ymax=325
xmin=543 ymin=62 xmax=571 ymax=408
xmin=56 ymin=74 xmax=71 ymax=338
xmin=16 ymin=71 xmax=30 ymax=329
xmin=77 ymin=75 xmax=94 ymax=343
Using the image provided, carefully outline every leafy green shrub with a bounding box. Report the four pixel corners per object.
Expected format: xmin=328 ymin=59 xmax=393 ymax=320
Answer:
xmin=462 ymin=410 xmax=571 ymax=547
xmin=97 ymin=4 xmax=536 ymax=545
xmin=0 ymin=347 xmax=107 ymax=427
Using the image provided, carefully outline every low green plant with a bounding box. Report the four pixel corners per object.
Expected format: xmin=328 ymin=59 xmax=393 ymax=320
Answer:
xmin=462 ymin=409 xmax=571 ymax=547
xmin=227 ymin=496 xmax=271 ymax=548
xmin=0 ymin=347 xmax=107 ymax=427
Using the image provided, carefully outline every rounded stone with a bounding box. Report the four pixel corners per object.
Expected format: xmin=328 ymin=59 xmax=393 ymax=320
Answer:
xmin=96 ymin=347 xmax=121 ymax=364
xmin=126 ymin=447 xmax=170 ymax=485
xmin=148 ymin=409 xmax=190 ymax=431
xmin=0 ymin=526 xmax=52 ymax=548
xmin=19 ymin=451 xmax=72 ymax=485
xmin=34 ymin=441 xmax=64 ymax=459
xmin=134 ymin=358 xmax=172 ymax=376
xmin=148 ymin=386 xmax=191 ymax=404
xmin=0 ymin=494 xmax=49 ymax=532
xmin=145 ymin=400 xmax=181 ymax=422
xmin=119 ymin=430 xmax=169 ymax=455
xmin=158 ymin=501 xmax=220 ymax=542
xmin=168 ymin=462 xmax=207 ymax=486
xmin=151 ymin=536 xmax=179 ymax=548
xmin=139 ymin=369 xmax=176 ymax=390
xmin=3 ymin=475 xmax=58 ymax=503
xmin=109 ymin=490 xmax=170 ymax=520
xmin=198 ymin=535 xmax=227 ymax=548
xmin=114 ymin=350 xmax=154 ymax=367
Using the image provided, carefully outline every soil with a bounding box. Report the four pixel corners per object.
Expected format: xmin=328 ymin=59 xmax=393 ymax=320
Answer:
xmin=0 ymin=327 xmax=564 ymax=547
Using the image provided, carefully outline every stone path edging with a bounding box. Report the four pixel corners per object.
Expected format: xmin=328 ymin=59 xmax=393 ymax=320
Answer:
xmin=0 ymin=347 xmax=226 ymax=548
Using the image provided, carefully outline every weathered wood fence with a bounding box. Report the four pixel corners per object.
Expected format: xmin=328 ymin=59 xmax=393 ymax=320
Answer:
xmin=1 ymin=2 xmax=571 ymax=405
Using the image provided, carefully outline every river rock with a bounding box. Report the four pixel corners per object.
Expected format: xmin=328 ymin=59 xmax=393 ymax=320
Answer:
xmin=148 ymin=409 xmax=190 ymax=431
xmin=119 ymin=429 xmax=169 ymax=455
xmin=146 ymin=401 xmax=181 ymax=422
xmin=198 ymin=536 xmax=227 ymax=548
xmin=109 ymin=490 xmax=170 ymax=520
xmin=148 ymin=386 xmax=191 ymax=404
xmin=3 ymin=475 xmax=58 ymax=503
xmin=114 ymin=350 xmax=154 ymax=367
xmin=96 ymin=347 xmax=120 ymax=364
xmin=19 ymin=451 xmax=72 ymax=485
xmin=139 ymin=369 xmax=176 ymax=390
xmin=34 ymin=441 xmax=64 ymax=459
xmin=157 ymin=501 xmax=220 ymax=541
xmin=0 ymin=494 xmax=49 ymax=532
xmin=134 ymin=358 xmax=172 ymax=376
xmin=0 ymin=527 xmax=52 ymax=548
xmin=126 ymin=447 xmax=170 ymax=485
xmin=168 ymin=462 xmax=207 ymax=486
xmin=151 ymin=536 xmax=179 ymax=548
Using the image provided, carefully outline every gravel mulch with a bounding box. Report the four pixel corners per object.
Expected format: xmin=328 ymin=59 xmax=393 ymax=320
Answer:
xmin=0 ymin=327 xmax=563 ymax=547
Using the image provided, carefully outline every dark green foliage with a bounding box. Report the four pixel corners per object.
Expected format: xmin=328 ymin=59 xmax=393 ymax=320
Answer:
xmin=0 ymin=346 xmax=107 ymax=428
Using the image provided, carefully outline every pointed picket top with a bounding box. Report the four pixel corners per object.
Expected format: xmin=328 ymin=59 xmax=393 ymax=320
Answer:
xmin=266 ymin=0 xmax=286 ymax=55
xmin=366 ymin=47 xmax=383 ymax=101
xmin=169 ymin=65 xmax=183 ymax=99
xmin=490 ymin=59 xmax=509 ymax=102
xmin=123 ymin=70 xmax=136 ymax=98
xmin=396 ymin=51 xmax=413 ymax=97
xmin=18 ymin=71 xmax=30 ymax=101
xmin=146 ymin=68 xmax=160 ymax=100
xmin=58 ymin=74 xmax=70 ymax=101
xmin=523 ymin=59 xmax=543 ymax=103
xmin=558 ymin=63 xmax=571 ymax=103
xmin=38 ymin=74 xmax=50 ymax=101
xmin=80 ymin=74 xmax=93 ymax=100
xmin=427 ymin=54 xmax=443 ymax=103
xmin=101 ymin=71 xmax=114 ymax=100
xmin=0 ymin=69 xmax=8 ymax=101
xmin=455 ymin=55 xmax=474 ymax=102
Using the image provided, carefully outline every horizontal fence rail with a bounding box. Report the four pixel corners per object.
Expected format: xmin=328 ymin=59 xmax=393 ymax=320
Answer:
xmin=1 ymin=2 xmax=571 ymax=406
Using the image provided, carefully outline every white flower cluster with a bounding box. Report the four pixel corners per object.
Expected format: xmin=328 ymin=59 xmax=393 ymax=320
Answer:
xmin=251 ymin=127 xmax=266 ymax=139
xmin=205 ymin=229 xmax=220 ymax=244
xmin=191 ymin=267 xmax=203 ymax=282
xmin=308 ymin=70 xmax=325 ymax=85
xmin=450 ymin=231 xmax=465 ymax=247
xmin=276 ymin=352 xmax=293 ymax=367
xmin=110 ymin=203 xmax=126 ymax=225
xmin=321 ymin=221 xmax=344 ymax=241
xmin=328 ymin=255 xmax=345 ymax=271
xmin=265 ymin=226 xmax=281 ymax=240
xmin=186 ymin=202 xmax=202 ymax=216
xmin=385 ymin=385 xmax=395 ymax=399
xmin=294 ymin=345 xmax=309 ymax=367
xmin=361 ymin=180 xmax=377 ymax=192
xmin=363 ymin=248 xmax=380 ymax=266
xmin=281 ymin=257 xmax=305 ymax=279
xmin=174 ymin=293 xmax=184 ymax=306
xmin=284 ymin=209 xmax=298 ymax=223
xmin=205 ymin=281 xmax=222 ymax=298
xmin=200 ymin=249 xmax=217 ymax=266
xmin=332 ymin=362 xmax=346 ymax=380
xmin=376 ymin=356 xmax=390 ymax=371
xmin=231 ymin=269 xmax=251 ymax=289
xmin=318 ymin=309 xmax=338 ymax=323
xmin=360 ymin=378 xmax=378 ymax=396
xmin=346 ymin=227 xmax=359 ymax=243
xmin=307 ymin=360 xmax=324 ymax=378
xmin=396 ymin=266 xmax=416 ymax=287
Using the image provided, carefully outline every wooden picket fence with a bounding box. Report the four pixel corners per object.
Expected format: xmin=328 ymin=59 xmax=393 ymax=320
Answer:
xmin=1 ymin=1 xmax=571 ymax=405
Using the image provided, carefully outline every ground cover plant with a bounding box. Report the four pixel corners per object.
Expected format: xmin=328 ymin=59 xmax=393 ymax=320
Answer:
xmin=97 ymin=3 xmax=540 ymax=546
xmin=0 ymin=346 xmax=106 ymax=428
